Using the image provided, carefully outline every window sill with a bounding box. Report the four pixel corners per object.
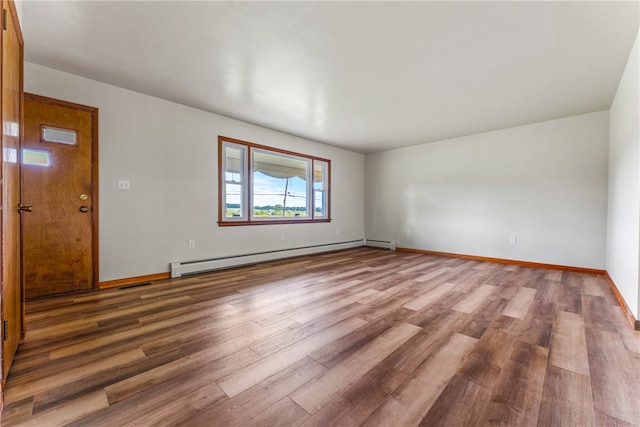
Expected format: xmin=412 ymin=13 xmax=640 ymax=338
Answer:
xmin=218 ymin=218 xmax=331 ymax=226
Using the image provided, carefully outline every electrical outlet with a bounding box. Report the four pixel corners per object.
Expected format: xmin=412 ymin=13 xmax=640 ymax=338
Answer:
xmin=188 ymin=240 xmax=196 ymax=250
xmin=336 ymin=228 xmax=340 ymax=236
xmin=406 ymin=230 xmax=411 ymax=237
xmin=509 ymin=236 xmax=517 ymax=245
xmin=280 ymin=233 xmax=285 ymax=241
xmin=118 ymin=179 xmax=130 ymax=190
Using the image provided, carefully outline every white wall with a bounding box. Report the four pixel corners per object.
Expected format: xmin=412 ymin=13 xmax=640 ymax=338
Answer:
xmin=607 ymin=30 xmax=639 ymax=319
xmin=24 ymin=63 xmax=365 ymax=282
xmin=365 ymin=111 xmax=609 ymax=269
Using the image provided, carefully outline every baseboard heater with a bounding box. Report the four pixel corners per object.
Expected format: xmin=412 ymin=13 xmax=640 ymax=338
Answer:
xmin=364 ymin=239 xmax=397 ymax=250
xmin=170 ymin=239 xmax=365 ymax=278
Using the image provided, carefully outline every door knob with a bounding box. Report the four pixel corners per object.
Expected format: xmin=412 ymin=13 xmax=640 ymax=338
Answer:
xmin=18 ymin=204 xmax=32 ymax=213
xmin=79 ymin=206 xmax=90 ymax=213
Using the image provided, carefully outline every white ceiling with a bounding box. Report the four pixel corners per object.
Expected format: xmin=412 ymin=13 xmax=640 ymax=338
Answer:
xmin=21 ymin=1 xmax=639 ymax=153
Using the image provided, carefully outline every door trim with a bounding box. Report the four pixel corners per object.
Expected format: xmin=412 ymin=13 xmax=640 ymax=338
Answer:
xmin=1 ymin=0 xmax=24 ymax=413
xmin=23 ymin=93 xmax=99 ymax=289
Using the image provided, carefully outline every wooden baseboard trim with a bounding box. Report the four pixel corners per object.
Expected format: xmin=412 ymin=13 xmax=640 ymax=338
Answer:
xmin=604 ymin=272 xmax=639 ymax=330
xmin=396 ymin=247 xmax=606 ymax=275
xmin=99 ymin=272 xmax=170 ymax=289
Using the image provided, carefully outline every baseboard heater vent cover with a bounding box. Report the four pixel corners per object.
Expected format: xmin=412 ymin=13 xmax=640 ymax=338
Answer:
xmin=364 ymin=239 xmax=397 ymax=250
xmin=170 ymin=239 xmax=364 ymax=278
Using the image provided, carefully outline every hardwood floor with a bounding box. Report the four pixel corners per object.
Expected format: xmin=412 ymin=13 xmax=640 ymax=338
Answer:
xmin=2 ymin=247 xmax=639 ymax=426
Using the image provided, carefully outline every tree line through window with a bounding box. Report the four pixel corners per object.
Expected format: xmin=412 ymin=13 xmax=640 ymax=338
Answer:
xmin=218 ymin=136 xmax=330 ymax=225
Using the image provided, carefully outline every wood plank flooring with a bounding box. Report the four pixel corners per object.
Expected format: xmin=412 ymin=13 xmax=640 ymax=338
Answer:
xmin=2 ymin=247 xmax=639 ymax=426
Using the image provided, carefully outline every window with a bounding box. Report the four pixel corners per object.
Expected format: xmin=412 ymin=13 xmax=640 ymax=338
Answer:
xmin=219 ymin=136 xmax=330 ymax=225
xmin=41 ymin=126 xmax=77 ymax=145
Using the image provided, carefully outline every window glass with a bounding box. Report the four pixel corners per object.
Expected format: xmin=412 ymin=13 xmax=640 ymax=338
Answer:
xmin=253 ymin=150 xmax=310 ymax=219
xmin=313 ymin=160 xmax=328 ymax=218
xmin=42 ymin=126 xmax=77 ymax=145
xmin=223 ymin=143 xmax=247 ymax=219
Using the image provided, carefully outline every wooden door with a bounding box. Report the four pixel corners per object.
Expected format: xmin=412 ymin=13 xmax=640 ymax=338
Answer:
xmin=1 ymin=0 xmax=24 ymax=386
xmin=22 ymin=94 xmax=98 ymax=299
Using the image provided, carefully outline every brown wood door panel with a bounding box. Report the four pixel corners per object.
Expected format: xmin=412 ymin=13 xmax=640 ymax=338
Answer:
xmin=22 ymin=95 xmax=98 ymax=299
xmin=1 ymin=0 xmax=24 ymax=383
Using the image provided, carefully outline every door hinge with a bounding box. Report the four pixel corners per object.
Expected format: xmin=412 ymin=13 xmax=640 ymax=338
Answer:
xmin=3 ymin=320 xmax=7 ymax=340
xmin=2 ymin=9 xmax=7 ymax=31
